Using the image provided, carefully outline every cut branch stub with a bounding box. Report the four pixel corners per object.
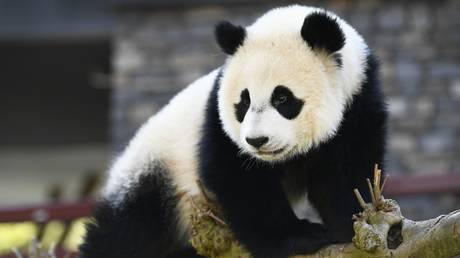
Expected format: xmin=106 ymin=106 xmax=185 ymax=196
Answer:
xmin=352 ymin=164 xmax=403 ymax=254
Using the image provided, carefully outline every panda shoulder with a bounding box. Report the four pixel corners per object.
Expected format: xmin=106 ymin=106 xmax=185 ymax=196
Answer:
xmin=102 ymin=69 xmax=220 ymax=202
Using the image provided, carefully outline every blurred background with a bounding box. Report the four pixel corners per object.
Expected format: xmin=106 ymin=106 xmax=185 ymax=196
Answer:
xmin=0 ymin=0 xmax=459 ymax=257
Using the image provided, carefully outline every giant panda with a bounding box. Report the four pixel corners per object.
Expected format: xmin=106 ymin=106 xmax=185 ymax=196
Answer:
xmin=79 ymin=5 xmax=387 ymax=258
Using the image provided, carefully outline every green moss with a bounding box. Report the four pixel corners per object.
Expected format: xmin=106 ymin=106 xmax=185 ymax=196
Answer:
xmin=188 ymin=196 xmax=251 ymax=258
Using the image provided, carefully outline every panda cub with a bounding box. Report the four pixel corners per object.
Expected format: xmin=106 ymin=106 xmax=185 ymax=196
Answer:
xmin=80 ymin=5 xmax=387 ymax=258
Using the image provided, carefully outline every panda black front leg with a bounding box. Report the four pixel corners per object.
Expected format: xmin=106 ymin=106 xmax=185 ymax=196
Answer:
xmin=200 ymin=164 xmax=336 ymax=258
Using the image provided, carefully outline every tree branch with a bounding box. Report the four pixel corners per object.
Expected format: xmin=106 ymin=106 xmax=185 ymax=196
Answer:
xmin=292 ymin=210 xmax=460 ymax=258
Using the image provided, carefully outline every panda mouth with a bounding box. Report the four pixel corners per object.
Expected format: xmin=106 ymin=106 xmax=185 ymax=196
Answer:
xmin=257 ymin=147 xmax=285 ymax=156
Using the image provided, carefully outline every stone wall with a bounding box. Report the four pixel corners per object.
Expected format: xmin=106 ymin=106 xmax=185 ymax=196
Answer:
xmin=111 ymin=0 xmax=460 ymax=219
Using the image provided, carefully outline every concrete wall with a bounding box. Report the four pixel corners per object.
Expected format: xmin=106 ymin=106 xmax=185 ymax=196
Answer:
xmin=111 ymin=0 xmax=460 ymax=219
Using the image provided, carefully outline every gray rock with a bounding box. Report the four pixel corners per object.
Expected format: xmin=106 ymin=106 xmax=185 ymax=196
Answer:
xmin=378 ymin=5 xmax=405 ymax=30
xmin=420 ymin=129 xmax=455 ymax=154
xmin=429 ymin=62 xmax=460 ymax=78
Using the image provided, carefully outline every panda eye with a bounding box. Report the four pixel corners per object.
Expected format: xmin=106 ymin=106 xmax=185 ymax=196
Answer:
xmin=241 ymin=89 xmax=250 ymax=106
xmin=243 ymin=97 xmax=250 ymax=106
xmin=274 ymin=95 xmax=287 ymax=106
xmin=271 ymin=85 xmax=304 ymax=119
xmin=234 ymin=89 xmax=251 ymax=123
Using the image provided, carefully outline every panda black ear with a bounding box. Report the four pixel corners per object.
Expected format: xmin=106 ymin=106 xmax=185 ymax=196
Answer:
xmin=215 ymin=21 xmax=246 ymax=55
xmin=301 ymin=12 xmax=345 ymax=54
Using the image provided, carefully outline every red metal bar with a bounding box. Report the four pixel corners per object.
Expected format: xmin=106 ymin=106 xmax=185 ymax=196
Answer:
xmin=385 ymin=173 xmax=460 ymax=197
xmin=0 ymin=200 xmax=92 ymax=223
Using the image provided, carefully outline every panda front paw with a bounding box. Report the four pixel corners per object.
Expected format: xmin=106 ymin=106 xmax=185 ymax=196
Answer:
xmin=298 ymin=220 xmax=328 ymax=237
xmin=326 ymin=228 xmax=354 ymax=244
xmin=289 ymin=235 xmax=331 ymax=255
xmin=298 ymin=221 xmax=350 ymax=244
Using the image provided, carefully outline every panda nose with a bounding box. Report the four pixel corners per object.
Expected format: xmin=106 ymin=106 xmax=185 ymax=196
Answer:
xmin=246 ymin=136 xmax=269 ymax=148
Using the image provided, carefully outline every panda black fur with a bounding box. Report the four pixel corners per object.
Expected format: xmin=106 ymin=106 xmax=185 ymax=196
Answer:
xmin=79 ymin=5 xmax=387 ymax=258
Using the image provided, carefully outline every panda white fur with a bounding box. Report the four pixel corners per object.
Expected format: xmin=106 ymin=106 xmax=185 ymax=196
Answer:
xmin=80 ymin=5 xmax=387 ymax=258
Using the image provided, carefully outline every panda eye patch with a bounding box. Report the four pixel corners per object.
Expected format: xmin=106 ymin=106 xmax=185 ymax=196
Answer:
xmin=271 ymin=85 xmax=304 ymax=120
xmin=234 ymin=89 xmax=250 ymax=122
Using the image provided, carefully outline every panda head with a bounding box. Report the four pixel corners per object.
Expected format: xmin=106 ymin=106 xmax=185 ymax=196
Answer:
xmin=216 ymin=6 xmax=368 ymax=162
